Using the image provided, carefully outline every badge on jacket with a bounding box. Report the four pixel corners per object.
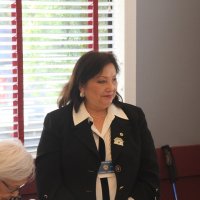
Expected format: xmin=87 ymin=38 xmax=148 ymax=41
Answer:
xmin=114 ymin=137 xmax=124 ymax=146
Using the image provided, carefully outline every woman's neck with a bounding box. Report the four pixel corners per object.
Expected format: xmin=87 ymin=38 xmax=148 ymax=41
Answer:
xmin=90 ymin=113 xmax=107 ymax=120
xmin=85 ymin=105 xmax=107 ymax=119
xmin=86 ymin=109 xmax=107 ymax=133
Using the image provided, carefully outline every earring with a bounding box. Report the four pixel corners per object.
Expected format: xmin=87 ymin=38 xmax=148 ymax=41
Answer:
xmin=80 ymin=91 xmax=85 ymax=98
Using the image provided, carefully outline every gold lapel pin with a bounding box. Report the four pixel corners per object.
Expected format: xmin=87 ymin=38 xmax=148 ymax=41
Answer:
xmin=114 ymin=137 xmax=124 ymax=146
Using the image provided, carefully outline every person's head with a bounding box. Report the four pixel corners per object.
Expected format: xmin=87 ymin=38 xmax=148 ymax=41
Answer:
xmin=57 ymin=51 xmax=122 ymax=112
xmin=0 ymin=139 xmax=35 ymax=199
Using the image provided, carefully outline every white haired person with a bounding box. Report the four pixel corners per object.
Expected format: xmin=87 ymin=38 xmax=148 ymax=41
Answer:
xmin=0 ymin=139 xmax=35 ymax=200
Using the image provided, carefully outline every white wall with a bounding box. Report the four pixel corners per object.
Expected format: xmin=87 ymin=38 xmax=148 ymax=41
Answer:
xmin=136 ymin=0 xmax=200 ymax=147
xmin=113 ymin=0 xmax=136 ymax=104
xmin=124 ymin=0 xmax=136 ymax=105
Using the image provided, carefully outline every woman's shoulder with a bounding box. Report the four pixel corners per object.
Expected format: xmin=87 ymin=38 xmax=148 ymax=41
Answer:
xmin=49 ymin=103 xmax=72 ymax=114
xmin=117 ymin=102 xmax=145 ymax=120
xmin=118 ymin=102 xmax=142 ymax=112
xmin=45 ymin=104 xmax=73 ymax=123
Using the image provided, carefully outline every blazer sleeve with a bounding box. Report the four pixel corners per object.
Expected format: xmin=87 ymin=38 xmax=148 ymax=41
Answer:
xmin=128 ymin=106 xmax=160 ymax=200
xmin=35 ymin=112 xmax=75 ymax=200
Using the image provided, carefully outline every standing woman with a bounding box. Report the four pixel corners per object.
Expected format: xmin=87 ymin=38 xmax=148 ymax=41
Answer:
xmin=36 ymin=51 xmax=160 ymax=200
xmin=0 ymin=139 xmax=35 ymax=200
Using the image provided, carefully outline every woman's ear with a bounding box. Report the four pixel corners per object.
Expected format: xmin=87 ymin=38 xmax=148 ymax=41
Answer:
xmin=79 ymin=86 xmax=85 ymax=98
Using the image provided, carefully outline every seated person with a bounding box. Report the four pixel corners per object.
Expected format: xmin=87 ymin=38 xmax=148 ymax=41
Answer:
xmin=0 ymin=139 xmax=35 ymax=200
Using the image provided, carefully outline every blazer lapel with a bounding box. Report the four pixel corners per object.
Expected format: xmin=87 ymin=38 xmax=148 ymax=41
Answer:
xmin=111 ymin=117 xmax=131 ymax=162
xmin=73 ymin=119 xmax=99 ymax=158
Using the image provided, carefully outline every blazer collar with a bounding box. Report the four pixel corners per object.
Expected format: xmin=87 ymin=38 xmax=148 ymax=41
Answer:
xmin=72 ymin=119 xmax=99 ymax=158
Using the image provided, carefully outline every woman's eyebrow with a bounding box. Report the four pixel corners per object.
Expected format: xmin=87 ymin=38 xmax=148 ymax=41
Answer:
xmin=96 ymin=75 xmax=116 ymax=78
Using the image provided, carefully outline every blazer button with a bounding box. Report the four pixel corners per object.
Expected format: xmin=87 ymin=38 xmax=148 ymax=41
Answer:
xmin=44 ymin=194 xmax=48 ymax=199
xmin=115 ymin=165 xmax=122 ymax=173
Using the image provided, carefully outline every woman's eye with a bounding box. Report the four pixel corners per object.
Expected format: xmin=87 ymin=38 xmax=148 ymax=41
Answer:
xmin=97 ymin=80 xmax=106 ymax=84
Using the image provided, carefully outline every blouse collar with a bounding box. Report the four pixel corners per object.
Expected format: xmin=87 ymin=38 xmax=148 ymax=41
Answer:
xmin=73 ymin=102 xmax=128 ymax=126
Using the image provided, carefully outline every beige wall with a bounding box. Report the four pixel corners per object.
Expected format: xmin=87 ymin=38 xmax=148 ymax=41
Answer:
xmin=136 ymin=0 xmax=200 ymax=147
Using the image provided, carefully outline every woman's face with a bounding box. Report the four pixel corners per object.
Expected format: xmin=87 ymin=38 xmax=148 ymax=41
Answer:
xmin=80 ymin=63 xmax=118 ymax=111
xmin=0 ymin=178 xmax=27 ymax=200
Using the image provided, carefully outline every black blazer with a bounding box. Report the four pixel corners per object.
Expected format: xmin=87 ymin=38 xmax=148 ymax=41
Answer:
xmin=36 ymin=102 xmax=160 ymax=200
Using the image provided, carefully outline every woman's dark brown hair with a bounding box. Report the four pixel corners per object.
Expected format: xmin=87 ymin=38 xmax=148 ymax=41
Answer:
xmin=57 ymin=51 xmax=122 ymax=112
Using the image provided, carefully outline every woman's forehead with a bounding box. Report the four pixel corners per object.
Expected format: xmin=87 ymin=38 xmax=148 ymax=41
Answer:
xmin=96 ymin=63 xmax=117 ymax=76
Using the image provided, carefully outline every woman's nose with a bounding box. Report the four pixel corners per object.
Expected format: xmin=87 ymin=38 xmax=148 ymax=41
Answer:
xmin=107 ymin=81 xmax=116 ymax=90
